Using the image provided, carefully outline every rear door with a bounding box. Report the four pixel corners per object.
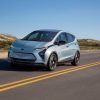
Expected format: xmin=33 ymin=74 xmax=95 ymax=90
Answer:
xmin=66 ymin=33 xmax=76 ymax=58
xmin=54 ymin=32 xmax=70 ymax=61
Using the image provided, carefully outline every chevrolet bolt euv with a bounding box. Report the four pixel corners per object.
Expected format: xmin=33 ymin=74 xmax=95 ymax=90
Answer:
xmin=8 ymin=29 xmax=80 ymax=71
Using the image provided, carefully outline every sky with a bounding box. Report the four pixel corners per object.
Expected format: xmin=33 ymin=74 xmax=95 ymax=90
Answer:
xmin=0 ymin=0 xmax=100 ymax=40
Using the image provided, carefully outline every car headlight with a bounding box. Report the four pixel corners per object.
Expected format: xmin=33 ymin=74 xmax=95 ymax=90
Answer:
xmin=10 ymin=45 xmax=14 ymax=48
xmin=36 ymin=47 xmax=47 ymax=60
xmin=35 ymin=47 xmax=47 ymax=51
xmin=9 ymin=45 xmax=14 ymax=50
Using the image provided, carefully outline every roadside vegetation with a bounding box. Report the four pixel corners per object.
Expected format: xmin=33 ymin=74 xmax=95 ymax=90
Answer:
xmin=0 ymin=34 xmax=16 ymax=51
xmin=78 ymin=39 xmax=100 ymax=50
xmin=0 ymin=34 xmax=100 ymax=51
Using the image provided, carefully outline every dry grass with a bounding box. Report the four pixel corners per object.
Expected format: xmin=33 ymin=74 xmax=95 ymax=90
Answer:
xmin=0 ymin=34 xmax=100 ymax=51
xmin=0 ymin=34 xmax=16 ymax=51
xmin=78 ymin=39 xmax=100 ymax=50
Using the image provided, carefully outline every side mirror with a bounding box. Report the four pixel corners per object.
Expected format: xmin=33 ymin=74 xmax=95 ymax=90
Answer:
xmin=54 ymin=40 xmax=66 ymax=45
xmin=58 ymin=40 xmax=66 ymax=45
xmin=54 ymin=41 xmax=59 ymax=45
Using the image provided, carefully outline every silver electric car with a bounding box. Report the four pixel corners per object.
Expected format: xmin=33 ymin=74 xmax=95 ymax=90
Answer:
xmin=8 ymin=29 xmax=80 ymax=71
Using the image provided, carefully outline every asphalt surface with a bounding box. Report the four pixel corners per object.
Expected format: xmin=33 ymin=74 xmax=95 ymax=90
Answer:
xmin=0 ymin=51 xmax=100 ymax=100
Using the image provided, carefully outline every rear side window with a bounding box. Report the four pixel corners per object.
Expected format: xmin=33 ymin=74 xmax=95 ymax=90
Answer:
xmin=67 ymin=33 xmax=75 ymax=43
xmin=56 ymin=32 xmax=67 ymax=43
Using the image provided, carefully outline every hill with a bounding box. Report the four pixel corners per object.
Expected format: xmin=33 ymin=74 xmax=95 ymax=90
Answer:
xmin=78 ymin=39 xmax=100 ymax=49
xmin=0 ymin=34 xmax=100 ymax=51
xmin=0 ymin=34 xmax=16 ymax=51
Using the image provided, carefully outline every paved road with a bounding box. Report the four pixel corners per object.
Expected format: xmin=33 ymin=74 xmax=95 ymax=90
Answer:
xmin=0 ymin=51 xmax=100 ymax=100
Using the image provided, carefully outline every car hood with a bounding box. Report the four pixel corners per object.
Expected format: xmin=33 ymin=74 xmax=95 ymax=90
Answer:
xmin=12 ymin=40 xmax=47 ymax=53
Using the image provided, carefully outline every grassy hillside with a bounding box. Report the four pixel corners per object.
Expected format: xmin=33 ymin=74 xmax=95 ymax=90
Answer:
xmin=0 ymin=34 xmax=16 ymax=41
xmin=0 ymin=34 xmax=16 ymax=51
xmin=0 ymin=34 xmax=100 ymax=51
xmin=78 ymin=39 xmax=100 ymax=50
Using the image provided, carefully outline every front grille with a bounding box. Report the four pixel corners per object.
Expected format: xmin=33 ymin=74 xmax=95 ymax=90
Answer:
xmin=12 ymin=58 xmax=35 ymax=61
xmin=10 ymin=51 xmax=36 ymax=60
xmin=11 ymin=57 xmax=36 ymax=64
xmin=14 ymin=52 xmax=35 ymax=59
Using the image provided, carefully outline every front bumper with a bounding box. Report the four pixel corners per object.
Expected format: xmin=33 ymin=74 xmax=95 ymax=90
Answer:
xmin=8 ymin=50 xmax=46 ymax=66
xmin=8 ymin=57 xmax=45 ymax=66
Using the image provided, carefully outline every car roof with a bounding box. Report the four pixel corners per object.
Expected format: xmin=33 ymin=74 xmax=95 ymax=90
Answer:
xmin=36 ymin=29 xmax=61 ymax=33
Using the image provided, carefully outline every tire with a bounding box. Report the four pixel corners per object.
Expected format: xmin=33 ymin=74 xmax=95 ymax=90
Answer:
xmin=71 ymin=51 xmax=80 ymax=66
xmin=47 ymin=53 xmax=58 ymax=71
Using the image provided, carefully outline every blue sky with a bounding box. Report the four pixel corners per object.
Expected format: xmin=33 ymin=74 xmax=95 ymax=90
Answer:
xmin=0 ymin=0 xmax=100 ymax=40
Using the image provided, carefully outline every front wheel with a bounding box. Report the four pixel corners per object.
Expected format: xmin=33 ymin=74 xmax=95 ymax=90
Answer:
xmin=47 ymin=53 xmax=58 ymax=71
xmin=71 ymin=51 xmax=80 ymax=66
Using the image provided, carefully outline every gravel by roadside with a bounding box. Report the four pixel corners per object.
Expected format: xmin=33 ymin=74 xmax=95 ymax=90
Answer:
xmin=81 ymin=50 xmax=100 ymax=53
xmin=0 ymin=51 xmax=8 ymax=59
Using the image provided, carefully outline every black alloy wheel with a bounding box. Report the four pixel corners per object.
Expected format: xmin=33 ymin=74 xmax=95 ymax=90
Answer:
xmin=71 ymin=51 xmax=80 ymax=66
xmin=47 ymin=53 xmax=58 ymax=71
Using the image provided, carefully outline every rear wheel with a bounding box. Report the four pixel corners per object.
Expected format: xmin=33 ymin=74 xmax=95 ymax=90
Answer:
xmin=47 ymin=53 xmax=58 ymax=71
xmin=71 ymin=51 xmax=80 ymax=66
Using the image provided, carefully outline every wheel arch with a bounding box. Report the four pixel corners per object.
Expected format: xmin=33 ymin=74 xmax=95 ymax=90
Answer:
xmin=51 ymin=51 xmax=58 ymax=61
xmin=77 ymin=50 xmax=80 ymax=57
xmin=46 ymin=51 xmax=58 ymax=65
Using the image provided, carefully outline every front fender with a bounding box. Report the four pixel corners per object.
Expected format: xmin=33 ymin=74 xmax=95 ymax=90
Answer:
xmin=44 ymin=47 xmax=58 ymax=65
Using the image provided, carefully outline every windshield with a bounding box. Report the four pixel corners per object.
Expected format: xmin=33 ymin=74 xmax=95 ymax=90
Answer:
xmin=22 ymin=31 xmax=57 ymax=42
